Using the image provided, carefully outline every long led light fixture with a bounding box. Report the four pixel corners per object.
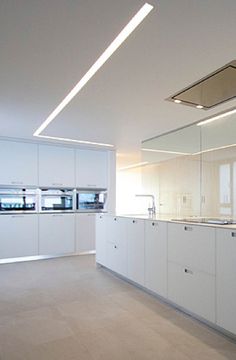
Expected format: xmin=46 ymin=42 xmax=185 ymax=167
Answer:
xmin=142 ymin=148 xmax=191 ymax=155
xmin=36 ymin=134 xmax=114 ymax=147
xmin=118 ymin=161 xmax=149 ymax=171
xmin=197 ymin=108 xmax=236 ymax=126
xmin=33 ymin=3 xmax=154 ymax=142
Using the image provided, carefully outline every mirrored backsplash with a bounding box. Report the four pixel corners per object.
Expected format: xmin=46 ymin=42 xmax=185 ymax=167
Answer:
xmin=141 ymin=110 xmax=236 ymax=219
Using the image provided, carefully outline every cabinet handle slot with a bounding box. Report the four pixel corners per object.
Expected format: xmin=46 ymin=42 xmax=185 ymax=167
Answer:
xmin=231 ymin=232 xmax=236 ymax=237
xmin=184 ymin=226 xmax=193 ymax=231
xmin=114 ymin=245 xmax=117 ymax=249
xmin=132 ymin=220 xmax=136 ymax=224
xmin=184 ymin=268 xmax=193 ymax=275
xmin=114 ymin=217 xmax=117 ymax=221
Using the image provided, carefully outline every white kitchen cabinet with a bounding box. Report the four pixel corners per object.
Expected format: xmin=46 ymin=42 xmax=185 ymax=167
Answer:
xmin=0 ymin=214 xmax=38 ymax=259
xmin=75 ymin=213 xmax=96 ymax=253
xmin=168 ymin=261 xmax=216 ymax=323
xmin=127 ymin=218 xmax=145 ymax=285
xmin=106 ymin=216 xmax=128 ymax=277
xmin=96 ymin=214 xmax=107 ymax=266
xmin=167 ymin=222 xmax=216 ymax=323
xmin=39 ymin=214 xmax=75 ymax=255
xmin=168 ymin=223 xmax=215 ymax=275
xmin=76 ymin=149 xmax=108 ymax=189
xmin=145 ymin=220 xmax=167 ymax=297
xmin=0 ymin=140 xmax=38 ymax=186
xmin=216 ymin=228 xmax=236 ymax=335
xmin=39 ymin=145 xmax=75 ymax=188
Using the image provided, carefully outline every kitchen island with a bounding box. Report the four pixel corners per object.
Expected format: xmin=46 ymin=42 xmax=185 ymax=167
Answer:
xmin=96 ymin=213 xmax=236 ymax=338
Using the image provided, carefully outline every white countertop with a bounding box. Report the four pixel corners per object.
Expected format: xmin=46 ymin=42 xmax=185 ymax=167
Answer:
xmin=109 ymin=213 xmax=236 ymax=230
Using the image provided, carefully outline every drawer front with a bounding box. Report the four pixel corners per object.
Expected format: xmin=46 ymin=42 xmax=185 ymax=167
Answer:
xmin=216 ymin=229 xmax=236 ymax=334
xmin=168 ymin=261 xmax=216 ymax=323
xmin=168 ymin=223 xmax=215 ymax=274
xmin=145 ymin=220 xmax=167 ymax=297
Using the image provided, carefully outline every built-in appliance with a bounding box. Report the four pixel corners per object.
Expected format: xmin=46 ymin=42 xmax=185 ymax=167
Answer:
xmin=0 ymin=188 xmax=38 ymax=213
xmin=76 ymin=190 xmax=107 ymax=212
xmin=40 ymin=189 xmax=75 ymax=212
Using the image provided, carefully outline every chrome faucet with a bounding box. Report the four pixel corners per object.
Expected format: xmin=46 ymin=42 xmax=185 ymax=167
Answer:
xmin=135 ymin=194 xmax=156 ymax=216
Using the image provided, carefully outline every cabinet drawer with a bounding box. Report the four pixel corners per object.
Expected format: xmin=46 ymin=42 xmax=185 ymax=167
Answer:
xmin=168 ymin=223 xmax=215 ymax=274
xmin=127 ymin=218 xmax=145 ymax=286
xmin=145 ymin=220 xmax=167 ymax=297
xmin=168 ymin=261 xmax=216 ymax=323
xmin=216 ymin=229 xmax=236 ymax=334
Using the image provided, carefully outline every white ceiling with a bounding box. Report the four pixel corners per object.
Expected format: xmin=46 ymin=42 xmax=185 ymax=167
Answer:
xmin=1 ymin=0 xmax=236 ymax=167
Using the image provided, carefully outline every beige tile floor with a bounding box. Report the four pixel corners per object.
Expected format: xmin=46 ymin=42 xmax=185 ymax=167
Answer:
xmin=0 ymin=255 xmax=235 ymax=360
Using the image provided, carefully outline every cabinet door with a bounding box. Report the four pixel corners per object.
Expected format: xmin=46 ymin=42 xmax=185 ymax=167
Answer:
xmin=0 ymin=215 xmax=38 ymax=259
xmin=168 ymin=223 xmax=215 ymax=275
xmin=145 ymin=221 xmax=167 ymax=297
xmin=0 ymin=140 xmax=38 ymax=186
xmin=127 ymin=219 xmax=145 ymax=285
xmin=76 ymin=149 xmax=108 ymax=189
xmin=39 ymin=145 xmax=75 ymax=187
xmin=168 ymin=261 xmax=215 ymax=323
xmin=75 ymin=213 xmax=95 ymax=253
xmin=107 ymin=216 xmax=127 ymax=277
xmin=96 ymin=214 xmax=107 ymax=266
xmin=216 ymin=229 xmax=236 ymax=334
xmin=39 ymin=214 xmax=75 ymax=255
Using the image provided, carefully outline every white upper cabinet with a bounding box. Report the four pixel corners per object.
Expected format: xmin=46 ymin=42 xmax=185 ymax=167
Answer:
xmin=216 ymin=229 xmax=236 ymax=335
xmin=76 ymin=149 xmax=108 ymax=189
xmin=0 ymin=140 xmax=38 ymax=186
xmin=39 ymin=145 xmax=75 ymax=188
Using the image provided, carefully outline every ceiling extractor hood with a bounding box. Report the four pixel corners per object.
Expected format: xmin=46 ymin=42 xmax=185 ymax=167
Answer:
xmin=167 ymin=60 xmax=236 ymax=110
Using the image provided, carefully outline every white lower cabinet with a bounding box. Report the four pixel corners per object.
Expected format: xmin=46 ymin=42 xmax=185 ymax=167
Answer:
xmin=106 ymin=216 xmax=128 ymax=277
xmin=39 ymin=214 xmax=75 ymax=255
xmin=75 ymin=213 xmax=96 ymax=253
xmin=0 ymin=214 xmax=38 ymax=259
xmin=127 ymin=218 xmax=145 ymax=286
xmin=168 ymin=261 xmax=216 ymax=323
xmin=144 ymin=220 xmax=167 ymax=297
xmin=96 ymin=214 xmax=108 ymax=266
xmin=167 ymin=223 xmax=216 ymax=323
xmin=216 ymin=229 xmax=236 ymax=335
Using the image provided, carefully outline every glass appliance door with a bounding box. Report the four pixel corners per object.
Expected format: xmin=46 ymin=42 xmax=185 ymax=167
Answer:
xmin=0 ymin=189 xmax=37 ymax=212
xmin=40 ymin=189 xmax=74 ymax=212
xmin=77 ymin=191 xmax=106 ymax=211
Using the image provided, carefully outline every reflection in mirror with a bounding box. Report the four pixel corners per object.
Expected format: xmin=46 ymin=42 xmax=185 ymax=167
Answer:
xmin=200 ymin=113 xmax=236 ymax=218
xmin=141 ymin=124 xmax=201 ymax=218
xmin=141 ymin=112 xmax=236 ymax=219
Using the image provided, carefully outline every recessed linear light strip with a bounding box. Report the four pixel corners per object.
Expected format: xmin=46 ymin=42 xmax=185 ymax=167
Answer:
xmin=197 ymin=108 xmax=236 ymax=126
xmin=33 ymin=3 xmax=154 ymax=141
xmin=142 ymin=148 xmax=191 ymax=155
xmin=118 ymin=161 xmax=148 ymax=171
xmin=192 ymin=142 xmax=236 ymax=155
xmin=36 ymin=134 xmax=114 ymax=147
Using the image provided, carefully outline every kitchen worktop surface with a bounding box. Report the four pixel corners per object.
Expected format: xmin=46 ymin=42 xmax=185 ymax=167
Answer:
xmin=110 ymin=213 xmax=236 ymax=229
